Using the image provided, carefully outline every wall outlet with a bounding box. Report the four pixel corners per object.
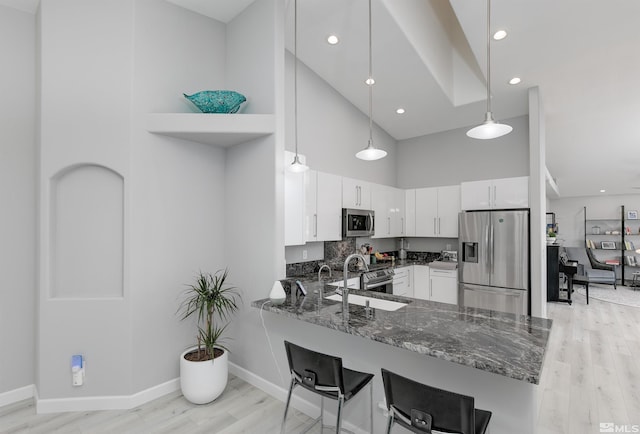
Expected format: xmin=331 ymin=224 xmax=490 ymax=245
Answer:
xmin=71 ymin=355 xmax=84 ymax=386
xmin=302 ymin=250 xmax=308 ymax=260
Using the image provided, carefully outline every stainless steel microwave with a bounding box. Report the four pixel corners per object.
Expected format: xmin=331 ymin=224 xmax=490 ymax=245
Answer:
xmin=342 ymin=208 xmax=375 ymax=237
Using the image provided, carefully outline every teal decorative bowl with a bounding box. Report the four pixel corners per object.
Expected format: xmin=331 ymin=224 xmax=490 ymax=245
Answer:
xmin=183 ymin=90 xmax=246 ymax=114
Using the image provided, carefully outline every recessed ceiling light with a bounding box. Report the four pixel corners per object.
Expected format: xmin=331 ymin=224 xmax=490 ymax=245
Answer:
xmin=493 ymin=30 xmax=507 ymax=40
xmin=396 ymin=108 xmax=405 ymax=114
xmin=365 ymin=77 xmax=375 ymax=85
xmin=327 ymin=35 xmax=339 ymax=45
xmin=509 ymin=77 xmax=521 ymax=85
xmin=600 ymin=189 xmax=606 ymax=193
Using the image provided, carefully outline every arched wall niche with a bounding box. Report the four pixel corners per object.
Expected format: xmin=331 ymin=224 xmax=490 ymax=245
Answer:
xmin=49 ymin=163 xmax=125 ymax=299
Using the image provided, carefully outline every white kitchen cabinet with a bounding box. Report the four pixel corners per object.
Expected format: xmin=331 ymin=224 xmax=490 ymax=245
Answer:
xmin=393 ymin=187 xmax=406 ymax=237
xmin=461 ymin=176 xmax=528 ymax=210
xmin=404 ymin=189 xmax=416 ymax=237
xmin=342 ymin=177 xmax=371 ymax=210
xmin=413 ymin=265 xmax=429 ymax=300
xmin=372 ymin=184 xmax=405 ymax=238
xmin=415 ymin=185 xmax=461 ymax=238
xmin=392 ymin=266 xmax=413 ymax=297
xmin=304 ymin=171 xmax=342 ymax=242
xmin=284 ymin=151 xmax=305 ymax=246
xmin=429 ymin=268 xmax=458 ymax=305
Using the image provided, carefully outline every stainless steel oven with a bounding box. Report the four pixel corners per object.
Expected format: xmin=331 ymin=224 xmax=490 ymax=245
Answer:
xmin=343 ymin=208 xmax=375 ymax=237
xmin=361 ymin=268 xmax=394 ymax=294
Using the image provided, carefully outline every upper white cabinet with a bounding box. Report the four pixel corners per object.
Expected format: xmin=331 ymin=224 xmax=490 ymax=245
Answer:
xmin=342 ymin=177 xmax=371 ymax=210
xmin=404 ymin=189 xmax=416 ymax=237
xmin=461 ymin=176 xmax=529 ymax=210
xmin=304 ymin=171 xmax=342 ymax=242
xmin=414 ymin=185 xmax=461 ymax=238
xmin=371 ymin=184 xmax=405 ymax=238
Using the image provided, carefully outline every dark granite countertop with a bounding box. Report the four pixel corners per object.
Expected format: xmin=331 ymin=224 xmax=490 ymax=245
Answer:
xmin=252 ymin=284 xmax=552 ymax=384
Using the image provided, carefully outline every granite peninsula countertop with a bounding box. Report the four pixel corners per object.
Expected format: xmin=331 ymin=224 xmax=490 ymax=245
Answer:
xmin=252 ymin=281 xmax=552 ymax=384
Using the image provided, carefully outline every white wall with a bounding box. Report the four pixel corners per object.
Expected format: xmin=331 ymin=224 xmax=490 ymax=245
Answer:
xmin=129 ymin=0 xmax=227 ymax=393
xmin=0 ymin=5 xmax=36 ymax=395
xmin=285 ymin=52 xmax=397 ymax=186
xmin=36 ymin=0 xmax=229 ymax=401
xmin=396 ymin=115 xmax=529 ymax=189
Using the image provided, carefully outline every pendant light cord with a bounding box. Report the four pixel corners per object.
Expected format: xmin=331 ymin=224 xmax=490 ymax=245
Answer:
xmin=293 ymin=0 xmax=300 ymax=156
xmin=368 ymin=0 xmax=373 ymax=142
xmin=485 ymin=0 xmax=492 ymax=114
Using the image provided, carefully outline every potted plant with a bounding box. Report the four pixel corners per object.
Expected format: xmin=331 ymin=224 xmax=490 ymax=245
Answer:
xmin=177 ymin=269 xmax=240 ymax=404
xmin=547 ymin=228 xmax=557 ymax=244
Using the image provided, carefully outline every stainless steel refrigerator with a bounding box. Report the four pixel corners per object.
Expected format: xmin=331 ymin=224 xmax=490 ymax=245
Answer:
xmin=458 ymin=210 xmax=530 ymax=316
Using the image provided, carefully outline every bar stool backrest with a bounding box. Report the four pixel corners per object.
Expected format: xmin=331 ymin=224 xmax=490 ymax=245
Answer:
xmin=284 ymin=341 xmax=345 ymax=396
xmin=381 ymin=368 xmax=475 ymax=434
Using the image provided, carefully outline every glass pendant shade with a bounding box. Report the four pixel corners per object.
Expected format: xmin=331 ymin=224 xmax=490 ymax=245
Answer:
xmin=289 ymin=154 xmax=308 ymax=172
xmin=356 ymin=140 xmax=387 ymax=161
xmin=466 ymin=112 xmax=513 ymax=139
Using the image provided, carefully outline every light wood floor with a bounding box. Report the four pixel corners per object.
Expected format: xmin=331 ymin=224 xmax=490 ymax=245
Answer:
xmin=536 ymin=289 xmax=640 ymax=434
xmin=2 ymin=292 xmax=639 ymax=433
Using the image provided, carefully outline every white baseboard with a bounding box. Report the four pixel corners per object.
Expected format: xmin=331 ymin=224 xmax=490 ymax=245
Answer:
xmin=0 ymin=384 xmax=35 ymax=408
xmin=35 ymin=378 xmax=180 ymax=414
xmin=229 ymin=362 xmax=369 ymax=434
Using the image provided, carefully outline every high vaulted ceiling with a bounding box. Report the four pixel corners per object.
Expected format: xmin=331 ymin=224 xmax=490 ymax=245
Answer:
xmin=5 ymin=0 xmax=640 ymax=198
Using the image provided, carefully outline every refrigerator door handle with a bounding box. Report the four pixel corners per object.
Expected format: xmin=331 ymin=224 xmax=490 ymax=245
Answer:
xmin=484 ymin=223 xmax=491 ymax=275
xmin=489 ymin=222 xmax=495 ymax=273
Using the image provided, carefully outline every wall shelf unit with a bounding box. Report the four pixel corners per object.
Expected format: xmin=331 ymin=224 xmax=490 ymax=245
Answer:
xmin=146 ymin=113 xmax=275 ymax=147
xmin=584 ymin=205 xmax=640 ymax=284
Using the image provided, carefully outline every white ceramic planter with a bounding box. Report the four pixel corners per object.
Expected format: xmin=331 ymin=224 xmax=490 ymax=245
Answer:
xmin=180 ymin=347 xmax=228 ymax=404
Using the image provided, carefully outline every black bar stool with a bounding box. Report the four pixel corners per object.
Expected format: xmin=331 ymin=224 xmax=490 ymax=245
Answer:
xmin=282 ymin=341 xmax=374 ymax=434
xmin=381 ymin=368 xmax=491 ymax=434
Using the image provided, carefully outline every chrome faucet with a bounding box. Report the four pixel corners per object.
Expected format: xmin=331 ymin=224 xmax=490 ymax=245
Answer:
xmin=342 ymin=254 xmax=369 ymax=319
xmin=318 ymin=264 xmax=332 ymax=281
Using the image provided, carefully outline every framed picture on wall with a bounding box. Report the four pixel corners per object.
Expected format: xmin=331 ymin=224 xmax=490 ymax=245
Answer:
xmin=627 ymin=210 xmax=638 ymax=220
xmin=601 ymin=241 xmax=616 ymax=250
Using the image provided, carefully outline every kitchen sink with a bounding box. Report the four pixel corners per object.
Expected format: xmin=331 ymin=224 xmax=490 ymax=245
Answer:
xmin=325 ymin=294 xmax=407 ymax=311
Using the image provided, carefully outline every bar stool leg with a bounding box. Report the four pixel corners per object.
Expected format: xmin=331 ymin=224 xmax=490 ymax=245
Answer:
xmin=370 ymin=382 xmax=374 ymax=434
xmin=320 ymin=396 xmax=324 ymax=431
xmin=281 ymin=378 xmax=296 ymax=434
xmin=335 ymin=396 xmax=345 ymax=434
xmin=384 ymin=412 xmax=394 ymax=434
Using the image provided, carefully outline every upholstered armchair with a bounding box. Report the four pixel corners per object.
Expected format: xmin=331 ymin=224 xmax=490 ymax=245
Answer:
xmin=564 ymin=247 xmax=617 ymax=289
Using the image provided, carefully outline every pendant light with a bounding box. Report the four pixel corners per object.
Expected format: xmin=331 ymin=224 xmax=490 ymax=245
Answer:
xmin=289 ymin=0 xmax=308 ymax=173
xmin=356 ymin=0 xmax=387 ymax=161
xmin=466 ymin=0 xmax=512 ymax=140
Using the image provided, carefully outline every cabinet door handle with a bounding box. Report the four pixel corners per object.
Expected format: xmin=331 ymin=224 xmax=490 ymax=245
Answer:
xmin=314 ymin=214 xmax=318 ymax=237
xmin=487 ymin=186 xmax=491 ymax=208
xmin=355 ymin=186 xmax=359 ymax=206
xmin=493 ymin=185 xmax=497 ymax=208
xmin=438 ymin=217 xmax=441 ymax=235
xmin=433 ymin=217 xmax=437 ymax=235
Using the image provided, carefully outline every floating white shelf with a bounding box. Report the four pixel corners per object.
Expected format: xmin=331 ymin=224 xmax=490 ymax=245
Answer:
xmin=146 ymin=113 xmax=275 ymax=147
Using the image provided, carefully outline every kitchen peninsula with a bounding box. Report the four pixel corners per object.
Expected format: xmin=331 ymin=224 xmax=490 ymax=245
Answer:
xmin=253 ymin=281 xmax=552 ymax=434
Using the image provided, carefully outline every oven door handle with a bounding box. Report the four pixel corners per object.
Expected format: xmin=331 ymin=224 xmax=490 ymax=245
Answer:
xmin=364 ymin=280 xmax=393 ymax=290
